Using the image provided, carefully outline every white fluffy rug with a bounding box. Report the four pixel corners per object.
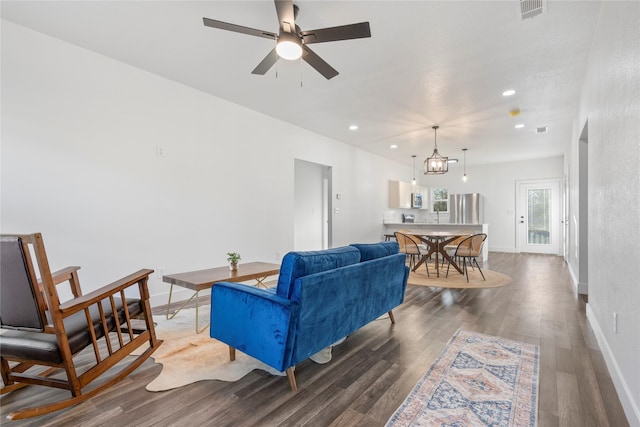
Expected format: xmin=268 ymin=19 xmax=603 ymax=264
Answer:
xmin=138 ymin=307 xmax=285 ymax=392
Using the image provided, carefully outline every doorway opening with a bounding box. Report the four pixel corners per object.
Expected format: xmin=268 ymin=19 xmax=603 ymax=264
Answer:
xmin=517 ymin=179 xmax=562 ymax=255
xmin=577 ymin=121 xmax=589 ymax=294
xmin=294 ymin=159 xmax=332 ymax=251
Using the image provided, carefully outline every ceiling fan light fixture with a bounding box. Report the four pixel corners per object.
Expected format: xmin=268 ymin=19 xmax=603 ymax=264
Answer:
xmin=424 ymin=126 xmax=448 ymax=175
xmin=276 ymin=33 xmax=303 ymax=60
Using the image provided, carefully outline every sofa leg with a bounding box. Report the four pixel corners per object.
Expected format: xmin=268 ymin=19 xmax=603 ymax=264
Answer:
xmin=228 ymin=346 xmax=236 ymax=361
xmin=286 ymin=367 xmax=297 ymax=391
xmin=388 ymin=310 xmax=396 ymax=324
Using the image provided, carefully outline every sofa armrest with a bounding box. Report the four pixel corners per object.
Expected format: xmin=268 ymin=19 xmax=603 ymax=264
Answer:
xmin=210 ymin=282 xmax=299 ymax=373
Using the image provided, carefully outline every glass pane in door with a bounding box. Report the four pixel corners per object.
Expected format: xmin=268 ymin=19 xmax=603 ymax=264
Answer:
xmin=527 ymin=188 xmax=550 ymax=245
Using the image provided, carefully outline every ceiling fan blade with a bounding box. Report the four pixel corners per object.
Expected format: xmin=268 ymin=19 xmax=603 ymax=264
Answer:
xmin=302 ymin=45 xmax=339 ymax=80
xmin=203 ymin=17 xmax=276 ymax=40
xmin=301 ymin=22 xmax=371 ymax=44
xmin=252 ymin=48 xmax=279 ymax=75
xmin=274 ymin=0 xmax=295 ymax=33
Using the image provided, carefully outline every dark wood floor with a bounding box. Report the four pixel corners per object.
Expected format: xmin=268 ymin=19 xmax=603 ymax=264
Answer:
xmin=0 ymin=253 xmax=629 ymax=426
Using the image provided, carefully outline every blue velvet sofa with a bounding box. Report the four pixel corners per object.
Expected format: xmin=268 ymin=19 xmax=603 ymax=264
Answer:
xmin=209 ymin=241 xmax=409 ymax=390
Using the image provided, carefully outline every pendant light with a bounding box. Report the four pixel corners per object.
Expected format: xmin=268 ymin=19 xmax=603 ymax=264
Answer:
xmin=462 ymin=148 xmax=468 ymax=182
xmin=424 ymin=125 xmax=448 ymax=175
xmin=411 ymin=155 xmax=417 ymax=185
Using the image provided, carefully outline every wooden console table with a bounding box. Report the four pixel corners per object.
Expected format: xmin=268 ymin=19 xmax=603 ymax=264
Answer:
xmin=163 ymin=262 xmax=280 ymax=333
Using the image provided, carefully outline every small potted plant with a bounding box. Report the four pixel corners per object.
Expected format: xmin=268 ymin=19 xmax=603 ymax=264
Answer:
xmin=227 ymin=252 xmax=241 ymax=271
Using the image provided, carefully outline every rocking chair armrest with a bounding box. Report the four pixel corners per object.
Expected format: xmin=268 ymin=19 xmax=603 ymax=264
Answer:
xmin=48 ymin=266 xmax=82 ymax=285
xmin=59 ymin=269 xmax=154 ymax=316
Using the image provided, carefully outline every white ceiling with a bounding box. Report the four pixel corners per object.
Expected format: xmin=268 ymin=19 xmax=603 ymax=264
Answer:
xmin=1 ymin=1 xmax=603 ymax=167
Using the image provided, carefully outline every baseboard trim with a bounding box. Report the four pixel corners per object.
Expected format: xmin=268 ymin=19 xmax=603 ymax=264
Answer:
xmin=488 ymin=247 xmax=518 ymax=253
xmin=586 ymin=303 xmax=640 ymax=426
xmin=577 ymin=281 xmax=588 ymax=295
xmin=567 ymin=263 xmax=589 ymax=294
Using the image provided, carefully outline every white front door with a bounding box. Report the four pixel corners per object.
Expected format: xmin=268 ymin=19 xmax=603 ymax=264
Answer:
xmin=517 ymin=179 xmax=561 ymax=255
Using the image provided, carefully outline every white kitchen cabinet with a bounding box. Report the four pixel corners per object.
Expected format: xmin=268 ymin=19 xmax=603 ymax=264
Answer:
xmin=388 ymin=180 xmax=412 ymax=209
xmin=389 ymin=181 xmax=430 ymax=209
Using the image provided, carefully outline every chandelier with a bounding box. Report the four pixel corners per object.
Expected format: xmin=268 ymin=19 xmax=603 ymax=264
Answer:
xmin=424 ymin=125 xmax=448 ymax=175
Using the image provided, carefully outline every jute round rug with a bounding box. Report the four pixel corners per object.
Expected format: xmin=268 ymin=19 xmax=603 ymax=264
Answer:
xmin=408 ymin=265 xmax=511 ymax=289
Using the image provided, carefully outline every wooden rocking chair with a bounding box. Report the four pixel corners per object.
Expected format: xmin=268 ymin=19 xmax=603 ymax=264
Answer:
xmin=0 ymin=233 xmax=162 ymax=420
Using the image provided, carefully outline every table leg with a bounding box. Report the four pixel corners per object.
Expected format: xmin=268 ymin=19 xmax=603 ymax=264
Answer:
xmin=194 ymin=296 xmax=210 ymax=334
xmin=434 ymin=238 xmax=442 ymax=277
xmin=439 ymin=237 xmax=464 ymax=274
xmin=166 ymin=284 xmax=209 ymax=333
xmin=412 ymin=240 xmax=436 ymax=272
xmin=254 ymin=275 xmax=272 ymax=288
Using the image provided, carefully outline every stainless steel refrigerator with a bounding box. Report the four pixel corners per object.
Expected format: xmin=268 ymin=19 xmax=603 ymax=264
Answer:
xmin=449 ymin=193 xmax=482 ymax=224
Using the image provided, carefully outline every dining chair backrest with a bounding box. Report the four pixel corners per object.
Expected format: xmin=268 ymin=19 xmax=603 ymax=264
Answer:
xmin=455 ymin=233 xmax=487 ymax=257
xmin=446 ymin=235 xmax=470 ymax=250
xmin=394 ymin=232 xmax=420 ymax=255
xmin=398 ymin=229 xmax=424 ymax=245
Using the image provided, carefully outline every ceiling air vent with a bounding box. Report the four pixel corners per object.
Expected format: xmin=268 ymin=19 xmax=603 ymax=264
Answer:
xmin=518 ymin=0 xmax=547 ymax=20
xmin=536 ymin=126 xmax=549 ymax=134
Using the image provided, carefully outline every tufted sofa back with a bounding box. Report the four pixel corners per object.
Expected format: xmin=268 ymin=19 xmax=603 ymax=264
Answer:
xmin=275 ymin=246 xmax=361 ymax=299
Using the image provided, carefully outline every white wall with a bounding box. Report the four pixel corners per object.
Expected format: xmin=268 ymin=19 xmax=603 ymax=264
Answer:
xmin=0 ymin=21 xmax=411 ymax=305
xmin=569 ymin=2 xmax=640 ymax=424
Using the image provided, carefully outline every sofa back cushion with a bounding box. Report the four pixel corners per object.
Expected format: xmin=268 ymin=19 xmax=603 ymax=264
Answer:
xmin=276 ymin=246 xmax=361 ymax=299
xmin=350 ymin=241 xmax=399 ymax=262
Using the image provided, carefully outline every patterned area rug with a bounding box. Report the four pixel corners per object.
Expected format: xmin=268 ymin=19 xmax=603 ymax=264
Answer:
xmin=386 ymin=330 xmax=539 ymax=427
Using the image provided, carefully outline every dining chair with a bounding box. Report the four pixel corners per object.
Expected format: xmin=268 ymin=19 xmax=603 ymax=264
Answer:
xmin=443 ymin=235 xmax=471 ymax=265
xmin=0 ymin=233 xmax=162 ymax=420
xmin=394 ymin=231 xmax=429 ymax=276
xmin=445 ymin=233 xmax=487 ymax=282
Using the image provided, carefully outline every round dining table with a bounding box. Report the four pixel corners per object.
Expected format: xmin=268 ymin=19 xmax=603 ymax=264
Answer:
xmin=408 ymin=230 xmax=469 ymax=277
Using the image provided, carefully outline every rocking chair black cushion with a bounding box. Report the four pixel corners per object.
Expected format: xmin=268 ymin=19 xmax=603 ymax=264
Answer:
xmin=0 ymin=298 xmax=143 ymax=364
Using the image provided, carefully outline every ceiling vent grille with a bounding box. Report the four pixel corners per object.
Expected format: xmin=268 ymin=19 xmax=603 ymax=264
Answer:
xmin=518 ymin=0 xmax=547 ymax=20
xmin=536 ymin=126 xmax=549 ymax=134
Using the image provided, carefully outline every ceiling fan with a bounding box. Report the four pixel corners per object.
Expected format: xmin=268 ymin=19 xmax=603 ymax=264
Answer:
xmin=203 ymin=0 xmax=371 ymax=80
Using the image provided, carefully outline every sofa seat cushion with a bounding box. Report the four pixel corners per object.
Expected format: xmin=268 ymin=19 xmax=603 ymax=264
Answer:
xmin=0 ymin=298 xmax=142 ymax=365
xmin=350 ymin=242 xmax=399 ymax=261
xmin=276 ymin=246 xmax=360 ymax=299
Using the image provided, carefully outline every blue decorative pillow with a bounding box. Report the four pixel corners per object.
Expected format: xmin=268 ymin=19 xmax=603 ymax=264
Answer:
xmin=350 ymin=242 xmax=399 ymax=262
xmin=276 ymin=246 xmax=361 ymax=298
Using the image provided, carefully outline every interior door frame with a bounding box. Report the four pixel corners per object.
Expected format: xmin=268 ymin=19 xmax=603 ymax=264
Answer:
xmin=516 ymin=178 xmax=562 ymax=255
xmin=294 ymin=159 xmax=332 ymax=251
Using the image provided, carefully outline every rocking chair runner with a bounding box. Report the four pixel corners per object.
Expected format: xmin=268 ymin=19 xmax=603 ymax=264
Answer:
xmin=0 ymin=233 xmax=162 ymax=420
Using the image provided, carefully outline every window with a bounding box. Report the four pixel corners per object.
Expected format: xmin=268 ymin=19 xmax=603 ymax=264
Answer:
xmin=431 ymin=188 xmax=448 ymax=213
xmin=527 ymin=188 xmax=551 ymax=244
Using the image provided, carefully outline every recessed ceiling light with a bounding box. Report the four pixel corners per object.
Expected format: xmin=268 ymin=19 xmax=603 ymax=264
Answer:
xmin=390 ymin=144 xmax=398 ymax=149
xmin=502 ymin=89 xmax=516 ymax=97
xmin=515 ymin=123 xmax=525 ymax=129
xmin=349 ymin=125 xmax=358 ymax=131
xmin=447 ymin=159 xmax=458 ymax=164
